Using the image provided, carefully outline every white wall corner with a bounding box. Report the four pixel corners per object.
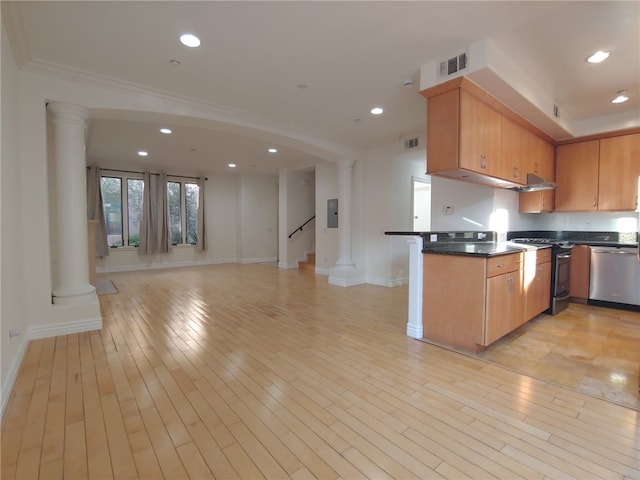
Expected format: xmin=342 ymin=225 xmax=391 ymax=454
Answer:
xmin=328 ymin=265 xmax=365 ymax=287
xmin=0 ymin=337 xmax=29 ymax=421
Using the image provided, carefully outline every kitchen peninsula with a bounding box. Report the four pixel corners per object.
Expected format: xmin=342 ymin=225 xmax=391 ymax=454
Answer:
xmin=387 ymin=230 xmax=638 ymax=353
xmin=387 ymin=231 xmax=551 ymax=352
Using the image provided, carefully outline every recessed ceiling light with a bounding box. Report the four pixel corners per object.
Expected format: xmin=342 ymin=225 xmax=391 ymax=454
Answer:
xmin=297 ymin=83 xmax=308 ymax=89
xmin=268 ymin=148 xmax=278 ymax=153
xmin=586 ymin=50 xmax=610 ymax=63
xmin=228 ymin=163 xmax=237 ymax=168
xmin=160 ymin=128 xmax=172 ymax=134
xmin=138 ymin=151 xmax=148 ymax=157
xmin=611 ymin=90 xmax=629 ymax=104
xmin=179 ymin=33 xmax=201 ymax=48
xmin=370 ymin=106 xmax=384 ymax=115
xmin=169 ymin=59 xmax=181 ymax=67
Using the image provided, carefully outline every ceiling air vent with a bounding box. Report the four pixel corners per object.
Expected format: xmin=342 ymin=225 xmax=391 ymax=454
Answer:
xmin=404 ymin=137 xmax=419 ymax=149
xmin=439 ymin=51 xmax=468 ymax=79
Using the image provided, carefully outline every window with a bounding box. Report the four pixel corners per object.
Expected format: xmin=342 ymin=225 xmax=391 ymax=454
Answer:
xmin=127 ymin=179 xmax=144 ymax=246
xmin=101 ymin=173 xmax=199 ymax=248
xmin=101 ymin=177 xmax=123 ymax=247
xmin=168 ymin=179 xmax=199 ymax=245
xmin=167 ymin=181 xmax=182 ymax=245
xmin=185 ymin=183 xmax=199 ymax=244
xmin=101 ymin=173 xmax=144 ymax=248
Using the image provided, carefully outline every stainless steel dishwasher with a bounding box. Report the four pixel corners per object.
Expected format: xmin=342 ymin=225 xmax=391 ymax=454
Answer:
xmin=589 ymin=246 xmax=640 ymax=307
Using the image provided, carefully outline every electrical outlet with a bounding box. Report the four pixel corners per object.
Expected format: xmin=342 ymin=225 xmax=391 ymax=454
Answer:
xmin=443 ymin=205 xmax=454 ymax=215
xmin=9 ymin=329 xmax=20 ymax=344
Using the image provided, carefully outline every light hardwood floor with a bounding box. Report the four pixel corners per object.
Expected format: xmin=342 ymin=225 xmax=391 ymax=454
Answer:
xmin=2 ymin=263 xmax=639 ymax=479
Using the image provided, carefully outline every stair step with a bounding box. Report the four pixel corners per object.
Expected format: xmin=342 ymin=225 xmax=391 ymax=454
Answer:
xmin=299 ymin=253 xmax=315 ymax=272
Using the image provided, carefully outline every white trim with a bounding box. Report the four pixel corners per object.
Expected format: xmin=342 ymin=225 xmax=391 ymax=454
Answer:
xmin=28 ymin=316 xmax=103 ymax=340
xmin=278 ymin=261 xmax=299 ymax=269
xmin=240 ymin=257 xmax=278 ymax=265
xmin=328 ymin=275 xmax=366 ymax=287
xmin=0 ymin=338 xmax=29 ymax=421
xmin=367 ymin=276 xmax=408 ymax=288
xmin=315 ymin=267 xmax=330 ymax=276
xmin=97 ymin=257 xmax=238 ymax=274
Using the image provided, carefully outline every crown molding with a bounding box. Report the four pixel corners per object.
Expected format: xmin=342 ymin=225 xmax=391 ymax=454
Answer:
xmin=20 ymin=58 xmax=364 ymax=162
xmin=2 ymin=1 xmax=32 ymax=67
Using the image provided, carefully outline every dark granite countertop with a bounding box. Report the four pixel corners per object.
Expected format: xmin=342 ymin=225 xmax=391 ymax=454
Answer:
xmin=422 ymin=242 xmax=549 ymax=257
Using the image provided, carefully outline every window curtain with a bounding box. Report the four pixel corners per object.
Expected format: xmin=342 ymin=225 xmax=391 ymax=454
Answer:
xmin=86 ymin=166 xmax=109 ymax=257
xmin=139 ymin=172 xmax=171 ymax=255
xmin=196 ymin=176 xmax=206 ymax=251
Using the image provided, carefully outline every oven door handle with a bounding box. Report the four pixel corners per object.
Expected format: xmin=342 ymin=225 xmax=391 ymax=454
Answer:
xmin=557 ymin=254 xmax=571 ymax=259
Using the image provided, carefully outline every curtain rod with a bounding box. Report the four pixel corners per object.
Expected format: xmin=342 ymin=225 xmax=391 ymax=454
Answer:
xmin=87 ymin=166 xmax=207 ymax=181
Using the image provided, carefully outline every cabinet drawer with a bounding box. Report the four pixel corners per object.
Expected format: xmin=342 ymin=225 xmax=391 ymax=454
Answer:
xmin=487 ymin=253 xmax=522 ymax=277
xmin=536 ymin=248 xmax=552 ymax=264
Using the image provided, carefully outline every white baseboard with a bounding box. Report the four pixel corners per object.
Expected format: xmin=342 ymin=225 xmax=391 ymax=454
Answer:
xmin=28 ymin=316 xmax=103 ymax=340
xmin=314 ymin=267 xmax=330 ymax=276
xmin=97 ymin=257 xmax=238 ymax=274
xmin=366 ymin=276 xmax=408 ymax=287
xmin=0 ymin=337 xmax=29 ymax=422
xmin=240 ymin=257 xmax=278 ymax=264
xmin=278 ymin=261 xmax=299 ymax=269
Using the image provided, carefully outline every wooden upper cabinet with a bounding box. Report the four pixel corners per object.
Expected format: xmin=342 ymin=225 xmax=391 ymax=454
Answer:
xmin=531 ymin=134 xmax=555 ymax=181
xmin=555 ymin=140 xmax=600 ymax=211
xmin=459 ymin=89 xmax=502 ymax=178
xmin=517 ymin=123 xmax=555 ymax=213
xmin=598 ymin=133 xmax=640 ymax=211
xmin=501 ymin=116 xmax=527 ymax=184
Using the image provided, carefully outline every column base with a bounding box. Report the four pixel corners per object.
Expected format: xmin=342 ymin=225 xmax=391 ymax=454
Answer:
xmin=328 ymin=264 xmax=363 ymax=287
xmin=52 ymin=284 xmax=97 ymax=305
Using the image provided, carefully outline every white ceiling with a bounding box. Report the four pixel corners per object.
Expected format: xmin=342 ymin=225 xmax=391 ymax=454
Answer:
xmin=4 ymin=1 xmax=639 ymax=175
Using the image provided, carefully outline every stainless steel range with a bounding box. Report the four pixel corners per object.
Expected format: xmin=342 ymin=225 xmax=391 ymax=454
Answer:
xmin=510 ymin=238 xmax=575 ymax=315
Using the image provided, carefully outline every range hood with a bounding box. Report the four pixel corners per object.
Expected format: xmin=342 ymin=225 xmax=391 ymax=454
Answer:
xmin=510 ymin=173 xmax=557 ymax=192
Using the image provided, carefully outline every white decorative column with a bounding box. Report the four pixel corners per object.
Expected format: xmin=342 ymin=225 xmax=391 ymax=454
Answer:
xmin=48 ymin=102 xmax=97 ymax=305
xmin=405 ymin=235 xmax=424 ymax=338
xmin=329 ymin=158 xmax=359 ymax=286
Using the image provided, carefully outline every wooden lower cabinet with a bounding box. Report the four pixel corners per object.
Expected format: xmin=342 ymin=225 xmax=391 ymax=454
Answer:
xmin=423 ymin=252 xmax=528 ymax=352
xmin=423 ymin=249 xmax=552 ymax=352
xmin=485 ymin=269 xmax=523 ymax=345
xmin=524 ymin=249 xmax=552 ymax=319
xmin=570 ymin=245 xmax=591 ymax=302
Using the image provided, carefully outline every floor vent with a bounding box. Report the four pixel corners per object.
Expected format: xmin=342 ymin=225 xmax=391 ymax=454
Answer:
xmin=439 ymin=51 xmax=468 ymax=79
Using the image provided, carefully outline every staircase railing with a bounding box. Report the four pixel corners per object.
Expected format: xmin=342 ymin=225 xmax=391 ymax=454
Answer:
xmin=288 ymin=215 xmax=316 ymax=238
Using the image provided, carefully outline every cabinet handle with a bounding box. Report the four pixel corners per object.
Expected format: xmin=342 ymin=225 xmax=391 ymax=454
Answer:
xmin=513 ymin=166 xmax=519 ymax=178
xmin=542 ymin=196 xmax=546 ymax=208
xmin=534 ymin=162 xmax=539 ymax=173
xmin=593 ymin=198 xmax=597 ymax=207
xmin=496 ymin=263 xmax=504 ymax=268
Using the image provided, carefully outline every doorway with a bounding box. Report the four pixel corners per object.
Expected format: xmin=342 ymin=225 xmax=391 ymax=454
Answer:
xmin=412 ymin=177 xmax=431 ymax=232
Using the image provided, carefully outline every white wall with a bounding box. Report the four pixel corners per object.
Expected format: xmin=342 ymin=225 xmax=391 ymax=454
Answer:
xmin=237 ymin=174 xmax=278 ymax=262
xmin=524 ymin=211 xmax=638 ymax=233
xmin=361 ymin=136 xmax=427 ymax=286
xmin=314 ymin=161 xmax=339 ymax=273
xmin=1 ymin=20 xmax=29 ymax=416
xmin=430 ymin=176 xmax=538 ymax=233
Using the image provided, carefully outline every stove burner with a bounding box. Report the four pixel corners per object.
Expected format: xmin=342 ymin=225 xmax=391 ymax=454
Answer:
xmin=511 ymin=238 xmax=575 ymax=248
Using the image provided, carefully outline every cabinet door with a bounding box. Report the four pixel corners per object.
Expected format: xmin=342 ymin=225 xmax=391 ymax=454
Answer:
xmin=555 ymin=140 xmax=600 ymax=211
xmin=519 ymin=190 xmax=555 ymax=213
xmin=569 ymin=245 xmax=591 ymax=301
xmin=535 ymin=137 xmax=555 ymax=181
xmin=459 ymin=89 xmax=502 ymax=177
xmin=525 ymin=261 xmax=551 ymax=319
xmin=426 ymin=89 xmax=460 ymax=175
xmin=485 ymin=271 xmax=523 ymax=345
xmin=598 ymin=133 xmax=640 ymax=211
xmin=501 ymin=117 xmax=527 ymax=184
